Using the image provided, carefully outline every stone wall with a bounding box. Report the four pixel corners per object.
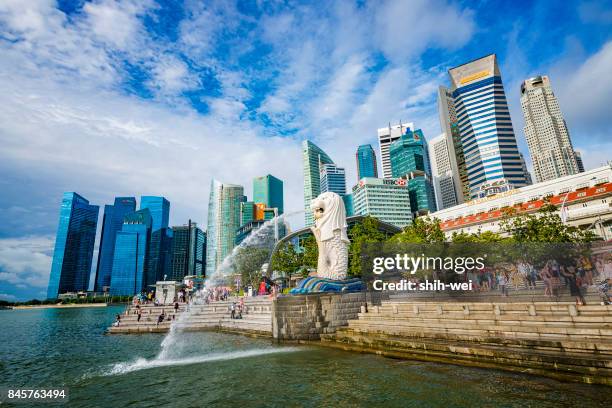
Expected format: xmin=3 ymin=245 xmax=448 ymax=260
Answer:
xmin=272 ymin=292 xmax=384 ymax=341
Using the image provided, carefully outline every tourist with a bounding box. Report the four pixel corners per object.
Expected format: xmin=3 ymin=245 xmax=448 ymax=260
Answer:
xmin=157 ymin=310 xmax=165 ymax=326
xmin=174 ymin=301 xmax=179 ymax=313
xmin=497 ymin=272 xmax=508 ymax=297
xmin=258 ymin=280 xmax=267 ymax=296
xmin=561 ymin=265 xmax=586 ymax=306
xmin=597 ymin=279 xmax=610 ymax=305
xmin=230 ymin=302 xmax=236 ymax=319
xmin=137 ymin=308 xmax=142 ymax=322
xmin=114 ymin=314 xmax=121 ymax=327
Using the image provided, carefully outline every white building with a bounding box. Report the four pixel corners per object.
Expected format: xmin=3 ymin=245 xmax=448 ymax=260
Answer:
xmin=430 ymin=165 xmax=612 ymax=240
xmin=352 ymin=177 xmax=413 ymax=228
xmin=377 ymin=121 xmax=414 ymax=179
xmin=520 ymin=75 xmax=579 ymax=183
xmin=429 ymin=133 xmax=459 ymax=210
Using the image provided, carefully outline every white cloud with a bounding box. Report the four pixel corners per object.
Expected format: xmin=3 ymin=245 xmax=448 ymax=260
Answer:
xmin=0 ymin=236 xmax=54 ymax=289
xmin=84 ymin=0 xmax=152 ymax=50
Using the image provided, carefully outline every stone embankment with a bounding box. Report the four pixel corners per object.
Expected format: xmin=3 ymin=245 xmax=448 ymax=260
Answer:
xmin=320 ymin=299 xmax=612 ymax=385
xmin=108 ymin=296 xmax=273 ymax=337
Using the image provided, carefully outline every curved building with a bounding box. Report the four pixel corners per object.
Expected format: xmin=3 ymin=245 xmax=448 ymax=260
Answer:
xmin=302 ymin=140 xmax=335 ymax=226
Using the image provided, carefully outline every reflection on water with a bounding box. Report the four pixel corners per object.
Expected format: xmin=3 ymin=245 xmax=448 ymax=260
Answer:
xmin=0 ymin=306 xmax=607 ymax=408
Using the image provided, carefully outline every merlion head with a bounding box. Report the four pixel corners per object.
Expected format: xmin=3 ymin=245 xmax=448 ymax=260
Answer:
xmin=310 ymin=192 xmax=349 ymax=242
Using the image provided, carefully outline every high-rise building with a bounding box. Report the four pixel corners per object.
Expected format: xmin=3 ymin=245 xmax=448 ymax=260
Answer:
xmin=575 ymin=151 xmax=585 ymax=173
xmin=240 ymin=201 xmax=255 ymax=225
xmin=519 ymin=153 xmax=533 ymax=185
xmin=389 ymin=128 xmax=437 ymax=216
xmin=352 ymin=178 xmax=412 ymax=228
xmin=356 ymin=144 xmax=378 ymax=180
xmin=253 ymin=175 xmax=284 ymax=215
xmin=94 ymin=197 xmax=136 ymax=292
xmin=343 ymin=193 xmax=354 ymax=217
xmin=169 ymin=221 xmax=206 ymax=281
xmin=320 ymin=163 xmax=347 ymax=196
xmin=140 ymin=196 xmax=170 ymax=232
xmin=428 ymin=134 xmax=458 ymax=210
xmin=206 ymin=180 xmax=244 ymax=275
xmin=377 ymin=121 xmax=414 ymax=178
xmin=520 ymin=75 xmax=579 ymax=183
xmin=449 ymin=54 xmax=527 ymax=198
xmin=47 ymin=192 xmax=99 ymax=299
xmin=303 ymin=140 xmax=335 ymax=226
xmin=147 ymin=227 xmax=173 ymax=286
xmin=110 ymin=209 xmax=151 ymax=296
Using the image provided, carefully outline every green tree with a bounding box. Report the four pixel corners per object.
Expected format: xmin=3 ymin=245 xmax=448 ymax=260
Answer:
xmin=451 ymin=230 xmax=507 ymax=243
xmin=391 ymin=217 xmax=445 ymax=243
xmin=233 ymin=246 xmax=270 ymax=289
xmin=269 ymin=241 xmax=304 ymax=286
xmin=301 ymin=235 xmax=318 ymax=272
xmin=348 ymin=216 xmax=387 ymax=277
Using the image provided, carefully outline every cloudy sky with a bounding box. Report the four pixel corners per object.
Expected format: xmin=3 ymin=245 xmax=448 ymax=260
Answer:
xmin=1 ymin=0 xmax=611 ymax=301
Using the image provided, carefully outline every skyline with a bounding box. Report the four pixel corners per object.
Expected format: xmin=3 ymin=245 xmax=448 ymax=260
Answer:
xmin=1 ymin=0 xmax=611 ymax=301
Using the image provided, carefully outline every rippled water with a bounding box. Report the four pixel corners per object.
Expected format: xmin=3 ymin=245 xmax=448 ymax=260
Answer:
xmin=0 ymin=306 xmax=606 ymax=407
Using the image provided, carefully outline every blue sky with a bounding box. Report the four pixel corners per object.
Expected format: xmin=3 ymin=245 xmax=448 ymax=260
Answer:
xmin=0 ymin=0 xmax=611 ymax=301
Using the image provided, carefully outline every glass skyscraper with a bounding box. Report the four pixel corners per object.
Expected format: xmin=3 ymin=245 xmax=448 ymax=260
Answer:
xmin=320 ymin=163 xmax=347 ymax=196
xmin=140 ymin=196 xmax=170 ymax=232
xmin=110 ymin=209 xmax=151 ymax=296
xmin=303 ymin=140 xmax=335 ymax=226
xmin=448 ymin=54 xmax=527 ymax=198
xmin=94 ymin=197 xmax=136 ymax=292
xmin=206 ymin=180 xmax=244 ymax=275
xmin=47 ymin=192 xmax=99 ymax=299
xmin=169 ymin=221 xmax=206 ymax=281
xmin=390 ymin=128 xmax=436 ymax=215
xmin=147 ymin=227 xmax=173 ymax=286
xmin=356 ymin=144 xmax=378 ymax=180
xmin=253 ymin=175 xmax=284 ymax=214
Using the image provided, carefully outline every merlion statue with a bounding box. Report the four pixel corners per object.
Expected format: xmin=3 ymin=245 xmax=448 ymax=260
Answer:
xmin=310 ymin=192 xmax=349 ymax=280
xmin=290 ymin=191 xmax=363 ymax=294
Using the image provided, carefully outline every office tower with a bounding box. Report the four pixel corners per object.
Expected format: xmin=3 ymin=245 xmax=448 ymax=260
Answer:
xmin=320 ymin=163 xmax=347 ymax=196
xmin=429 ymin=134 xmax=459 ymax=210
xmin=253 ymin=175 xmax=284 ymax=215
xmin=575 ymin=151 xmax=585 ymax=173
xmin=109 ymin=209 xmax=151 ymax=296
xmin=303 ymin=140 xmax=335 ymax=226
xmin=519 ymin=153 xmax=533 ymax=185
xmin=147 ymin=227 xmax=173 ymax=286
xmin=169 ymin=221 xmax=205 ymax=281
xmin=93 ymin=197 xmax=136 ymax=292
xmin=47 ymin=192 xmax=99 ymax=299
xmin=140 ymin=196 xmax=170 ymax=232
xmin=343 ymin=193 xmax=354 ymax=217
xmin=206 ymin=180 xmax=244 ymax=275
xmin=377 ymin=121 xmax=414 ymax=178
xmin=356 ymin=144 xmax=378 ymax=180
xmin=520 ymin=75 xmax=579 ymax=183
xmin=449 ymin=54 xmax=527 ymax=198
xmin=240 ymin=201 xmax=255 ymax=225
xmin=390 ymin=128 xmax=437 ymax=215
xmin=352 ymin=178 xmax=412 ymax=228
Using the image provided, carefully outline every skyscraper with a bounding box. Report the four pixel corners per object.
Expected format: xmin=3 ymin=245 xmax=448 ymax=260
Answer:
xmin=575 ymin=151 xmax=585 ymax=173
xmin=303 ymin=140 xmax=335 ymax=226
xmin=356 ymin=144 xmax=378 ymax=180
xmin=110 ymin=209 xmax=151 ymax=296
xmin=389 ymin=128 xmax=437 ymax=215
xmin=94 ymin=197 xmax=136 ymax=292
xmin=520 ymin=75 xmax=579 ymax=183
xmin=449 ymin=54 xmax=527 ymax=198
xmin=147 ymin=227 xmax=173 ymax=286
xmin=47 ymin=192 xmax=99 ymax=299
xmin=253 ymin=175 xmax=284 ymax=215
xmin=377 ymin=121 xmax=414 ymax=178
xmin=169 ymin=221 xmax=206 ymax=281
xmin=140 ymin=196 xmax=170 ymax=232
xmin=320 ymin=163 xmax=347 ymax=196
xmin=206 ymin=180 xmax=244 ymax=275
xmin=428 ymin=134 xmax=458 ymax=210
xmin=352 ymin=178 xmax=412 ymax=228
xmin=519 ymin=153 xmax=533 ymax=185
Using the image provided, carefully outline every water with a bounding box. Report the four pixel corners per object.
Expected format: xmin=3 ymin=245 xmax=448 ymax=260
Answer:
xmin=0 ymin=307 xmax=607 ymax=407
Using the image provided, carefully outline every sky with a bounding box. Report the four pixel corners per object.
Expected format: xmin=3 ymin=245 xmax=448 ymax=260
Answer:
xmin=0 ymin=0 xmax=611 ymax=301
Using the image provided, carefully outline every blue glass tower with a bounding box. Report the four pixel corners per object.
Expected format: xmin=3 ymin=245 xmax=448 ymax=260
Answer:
xmin=140 ymin=196 xmax=169 ymax=232
xmin=356 ymin=144 xmax=378 ymax=180
xmin=47 ymin=192 xmax=99 ymax=299
xmin=94 ymin=197 xmax=136 ymax=292
xmin=110 ymin=209 xmax=152 ymax=296
xmin=320 ymin=163 xmax=347 ymax=196
xmin=253 ymin=175 xmax=284 ymax=214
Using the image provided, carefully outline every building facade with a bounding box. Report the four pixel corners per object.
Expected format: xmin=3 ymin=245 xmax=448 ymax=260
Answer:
xmin=356 ymin=144 xmax=378 ymax=180
xmin=520 ymin=75 xmax=579 ymax=183
xmin=431 ymin=165 xmax=612 ymax=240
xmin=303 ymin=140 xmax=335 ymax=226
xmin=147 ymin=227 xmax=173 ymax=286
xmin=352 ymin=178 xmax=412 ymax=228
xmin=429 ymin=134 xmax=459 ymax=210
xmin=110 ymin=209 xmax=151 ymax=296
xmin=320 ymin=163 xmax=347 ymax=197
xmin=253 ymin=174 xmax=284 ymax=215
xmin=140 ymin=196 xmax=170 ymax=232
xmin=47 ymin=192 xmax=99 ymax=299
xmin=389 ymin=128 xmax=436 ymax=215
xmin=206 ymin=180 xmax=244 ymax=275
xmin=170 ymin=221 xmax=205 ymax=281
xmin=377 ymin=121 xmax=414 ymax=178
xmin=575 ymin=151 xmax=585 ymax=173
xmin=519 ymin=153 xmax=533 ymax=185
xmin=94 ymin=196 xmax=136 ymax=292
xmin=449 ymin=54 xmax=527 ymax=198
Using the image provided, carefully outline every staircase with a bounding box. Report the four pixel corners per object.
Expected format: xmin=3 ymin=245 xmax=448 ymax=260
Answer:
xmin=108 ymin=297 xmax=273 ymax=336
xmin=321 ymin=300 xmax=612 ymax=385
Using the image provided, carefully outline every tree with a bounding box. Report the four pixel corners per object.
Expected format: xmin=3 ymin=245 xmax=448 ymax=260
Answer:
xmin=233 ymin=246 xmax=270 ymax=289
xmin=269 ymin=241 xmax=304 ymax=286
xmin=348 ymin=216 xmax=387 ymax=277
xmin=391 ymin=217 xmax=445 ymax=243
xmin=301 ymin=235 xmax=318 ymax=272
xmin=451 ymin=230 xmax=507 ymax=243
